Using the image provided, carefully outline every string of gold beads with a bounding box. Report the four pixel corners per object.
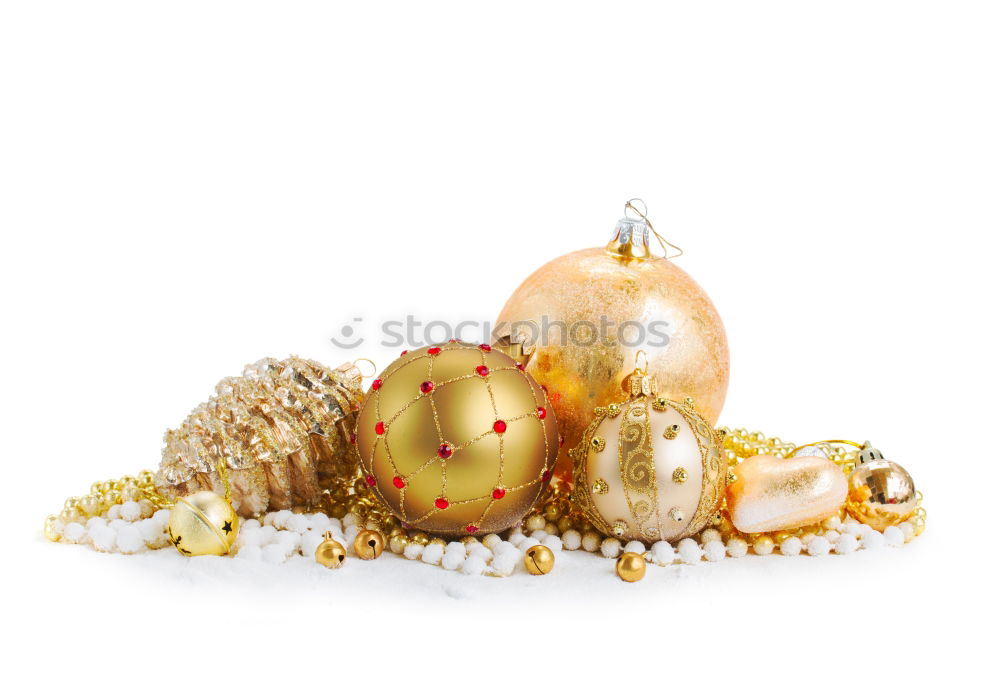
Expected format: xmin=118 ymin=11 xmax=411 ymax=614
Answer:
xmin=45 ymin=427 xmax=926 ymax=573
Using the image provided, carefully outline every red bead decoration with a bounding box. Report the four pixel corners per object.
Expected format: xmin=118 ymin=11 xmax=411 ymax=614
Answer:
xmin=478 ymin=344 xmax=492 ymax=352
xmin=437 ymin=443 xmax=453 ymax=459
xmin=465 ymin=525 xmax=479 ymax=533
xmin=401 ymin=350 xmax=408 ymax=356
xmin=492 ymin=488 xmax=506 ymax=500
xmin=542 ymin=470 xmax=552 ymax=482
xmin=475 ymin=365 xmax=489 ymax=377
xmin=428 ymin=347 xmax=441 ymax=355
xmin=536 ymin=406 xmax=546 ymax=419
xmin=434 ymin=498 xmax=449 ymax=509
xmin=392 ymin=476 xmax=405 ymax=489
xmin=375 ymin=421 xmax=385 ymax=435
xmin=364 ymin=474 xmax=376 ymax=487
xmin=419 ymin=380 xmax=434 ymax=394
xmin=349 ymin=432 xmax=357 ymax=445
xmin=371 ymin=379 xmax=382 ymax=391
xmin=493 ymin=420 xmax=507 ymax=434
xmin=516 ymin=363 xmax=525 ymax=371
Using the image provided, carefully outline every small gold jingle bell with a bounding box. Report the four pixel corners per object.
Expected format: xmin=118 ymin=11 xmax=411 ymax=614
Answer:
xmin=167 ymin=490 xmax=238 ymax=556
xmin=315 ymin=531 xmax=347 ymax=568
xmin=615 ymin=552 xmax=646 ymax=582
xmin=353 ymin=529 xmax=386 ymax=560
xmin=846 ymin=441 xmax=917 ymax=532
xmin=524 ymin=545 xmax=555 ymax=575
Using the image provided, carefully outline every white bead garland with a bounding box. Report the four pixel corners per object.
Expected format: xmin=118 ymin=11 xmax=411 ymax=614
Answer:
xmin=54 ymin=498 xmax=921 ymax=581
xmin=780 ymin=537 xmax=802 ymax=556
xmin=600 ymin=538 xmax=622 ymax=558
xmin=704 ymin=540 xmax=726 ymax=562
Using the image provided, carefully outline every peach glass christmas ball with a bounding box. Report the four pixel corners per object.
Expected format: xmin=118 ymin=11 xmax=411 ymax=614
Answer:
xmin=354 ymin=342 xmax=559 ymax=536
xmin=495 ymin=211 xmax=728 ymax=482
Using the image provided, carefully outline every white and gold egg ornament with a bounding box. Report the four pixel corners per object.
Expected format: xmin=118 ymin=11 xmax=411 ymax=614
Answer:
xmin=570 ymin=355 xmax=725 ymax=543
xmin=166 ymin=490 xmax=239 ymax=556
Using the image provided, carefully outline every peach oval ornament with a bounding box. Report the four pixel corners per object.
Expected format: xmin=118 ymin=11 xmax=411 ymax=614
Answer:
xmin=727 ymin=455 xmax=847 ymax=534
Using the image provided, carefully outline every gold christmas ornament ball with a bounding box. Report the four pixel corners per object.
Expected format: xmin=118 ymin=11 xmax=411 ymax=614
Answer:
xmin=166 ymin=490 xmax=238 ymax=556
xmin=315 ymin=531 xmax=347 ymax=568
xmin=524 ymin=545 xmax=555 ymax=575
xmin=845 ymin=443 xmax=917 ymax=532
xmin=354 ymin=342 xmax=559 ymax=536
xmin=571 ymin=367 xmax=725 ymax=543
xmin=353 ymin=529 xmax=386 ymax=559
xmin=616 ymin=551 xmax=647 ymax=582
xmin=495 ymin=204 xmax=728 ymax=482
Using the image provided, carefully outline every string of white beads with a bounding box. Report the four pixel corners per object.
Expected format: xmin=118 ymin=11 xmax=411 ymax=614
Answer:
xmin=56 ymin=501 xmax=919 ymax=580
xmin=54 ymin=501 xmax=171 ymax=554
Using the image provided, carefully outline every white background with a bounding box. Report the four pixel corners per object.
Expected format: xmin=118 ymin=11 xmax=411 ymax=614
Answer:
xmin=2 ymin=1 xmax=997 ymax=669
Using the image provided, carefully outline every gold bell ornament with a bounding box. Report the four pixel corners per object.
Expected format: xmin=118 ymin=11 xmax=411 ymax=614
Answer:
xmin=167 ymin=490 xmax=239 ymax=556
xmin=524 ymin=545 xmax=555 ymax=575
xmin=495 ymin=199 xmax=729 ymax=482
xmin=846 ymin=441 xmax=917 ymax=531
xmin=354 ymin=342 xmax=559 ymax=536
xmin=570 ymin=353 xmax=725 ymax=543
xmin=353 ymin=529 xmax=386 ymax=559
xmin=315 ymin=531 xmax=347 ymax=568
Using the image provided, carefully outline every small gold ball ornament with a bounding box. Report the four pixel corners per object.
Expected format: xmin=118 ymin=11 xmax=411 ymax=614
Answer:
xmin=571 ymin=359 xmax=725 ymax=543
xmin=524 ymin=545 xmax=555 ymax=575
xmin=846 ymin=442 xmax=917 ymax=532
xmin=354 ymin=342 xmax=559 ymax=536
xmin=315 ymin=531 xmax=347 ymax=568
xmin=353 ymin=529 xmax=386 ymax=559
xmin=615 ymin=552 xmax=646 ymax=582
xmin=166 ymin=490 xmax=238 ymax=556
xmin=495 ymin=200 xmax=729 ymax=482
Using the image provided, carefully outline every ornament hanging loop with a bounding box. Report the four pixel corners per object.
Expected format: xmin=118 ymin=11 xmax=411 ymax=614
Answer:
xmin=634 ymin=349 xmax=649 ymax=374
xmin=353 ymin=358 xmax=377 ymax=378
xmin=624 ymin=198 xmax=684 ymax=260
xmin=216 ymin=458 xmax=232 ymax=503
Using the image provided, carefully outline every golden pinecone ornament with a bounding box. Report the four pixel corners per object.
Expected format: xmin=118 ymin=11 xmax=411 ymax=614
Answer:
xmin=354 ymin=342 xmax=559 ymax=536
xmin=570 ymin=356 xmax=725 ymax=543
xmin=495 ymin=200 xmax=729 ymax=482
xmin=156 ymin=357 xmax=365 ymax=517
xmin=167 ymin=490 xmax=238 ymax=556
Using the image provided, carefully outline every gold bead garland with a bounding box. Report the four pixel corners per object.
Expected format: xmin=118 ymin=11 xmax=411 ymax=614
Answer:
xmin=45 ymin=425 xmax=925 ymax=576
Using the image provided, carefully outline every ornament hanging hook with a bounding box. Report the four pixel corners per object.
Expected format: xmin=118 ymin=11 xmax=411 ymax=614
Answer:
xmin=216 ymin=457 xmax=232 ymax=503
xmin=634 ymin=349 xmax=649 ymax=373
xmin=624 ymin=198 xmax=684 ymax=260
xmin=353 ymin=358 xmax=377 ymax=378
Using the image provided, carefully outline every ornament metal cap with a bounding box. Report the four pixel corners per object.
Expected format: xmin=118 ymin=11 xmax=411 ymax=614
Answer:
xmin=605 ymin=199 xmax=683 ymax=261
xmin=621 ymin=350 xmax=658 ymax=397
xmin=854 ymin=440 xmax=885 ymax=466
xmin=492 ymin=333 xmax=533 ymax=367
